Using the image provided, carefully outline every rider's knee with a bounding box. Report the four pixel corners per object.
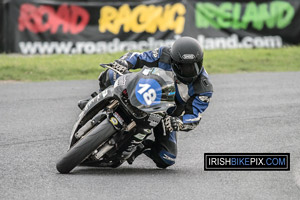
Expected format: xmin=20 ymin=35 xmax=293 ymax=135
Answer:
xmin=154 ymin=149 xmax=176 ymax=168
xmin=98 ymin=69 xmax=118 ymax=91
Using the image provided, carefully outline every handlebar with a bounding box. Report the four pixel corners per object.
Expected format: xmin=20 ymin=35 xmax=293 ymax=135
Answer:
xmin=100 ymin=63 xmax=125 ymax=76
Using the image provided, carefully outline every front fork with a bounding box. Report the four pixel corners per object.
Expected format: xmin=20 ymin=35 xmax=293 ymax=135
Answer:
xmin=88 ymin=99 xmax=138 ymax=162
xmin=106 ymin=99 xmax=137 ymax=132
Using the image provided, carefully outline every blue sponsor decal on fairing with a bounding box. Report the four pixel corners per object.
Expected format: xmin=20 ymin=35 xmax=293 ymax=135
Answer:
xmin=135 ymin=78 xmax=162 ymax=106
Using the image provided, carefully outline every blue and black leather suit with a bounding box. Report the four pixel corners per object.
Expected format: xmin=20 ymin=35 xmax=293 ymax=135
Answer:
xmin=99 ymin=47 xmax=213 ymax=168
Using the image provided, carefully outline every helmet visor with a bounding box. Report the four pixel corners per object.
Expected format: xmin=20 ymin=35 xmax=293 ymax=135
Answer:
xmin=172 ymin=61 xmax=202 ymax=83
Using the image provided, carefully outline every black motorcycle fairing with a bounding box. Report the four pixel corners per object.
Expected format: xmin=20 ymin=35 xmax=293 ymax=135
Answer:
xmin=69 ymin=86 xmax=115 ymax=144
xmin=70 ymin=67 xmax=176 ymax=145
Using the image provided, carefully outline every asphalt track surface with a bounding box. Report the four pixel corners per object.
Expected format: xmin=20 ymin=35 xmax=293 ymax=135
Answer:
xmin=1 ymin=72 xmax=300 ymax=200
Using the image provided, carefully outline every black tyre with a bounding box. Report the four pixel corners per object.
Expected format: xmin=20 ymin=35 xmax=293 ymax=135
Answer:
xmin=56 ymin=119 xmax=116 ymax=174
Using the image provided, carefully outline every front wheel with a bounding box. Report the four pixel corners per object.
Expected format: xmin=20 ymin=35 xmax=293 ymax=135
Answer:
xmin=56 ymin=118 xmax=116 ymax=174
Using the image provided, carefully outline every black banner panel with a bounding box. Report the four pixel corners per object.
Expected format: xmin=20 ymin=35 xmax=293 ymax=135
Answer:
xmin=204 ymin=153 xmax=290 ymax=171
xmin=3 ymin=0 xmax=300 ymax=54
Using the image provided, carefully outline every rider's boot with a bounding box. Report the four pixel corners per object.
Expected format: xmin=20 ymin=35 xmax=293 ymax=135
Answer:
xmin=78 ymin=98 xmax=91 ymax=110
xmin=127 ymin=139 xmax=154 ymax=165
xmin=77 ymin=92 xmax=98 ymax=110
xmin=122 ymin=129 xmax=152 ymax=162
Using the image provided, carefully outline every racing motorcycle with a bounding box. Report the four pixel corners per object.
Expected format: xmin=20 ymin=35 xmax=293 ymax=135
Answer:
xmin=56 ymin=64 xmax=176 ymax=174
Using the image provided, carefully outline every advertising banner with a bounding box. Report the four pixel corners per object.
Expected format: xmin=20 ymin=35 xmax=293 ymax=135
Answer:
xmin=3 ymin=0 xmax=300 ymax=54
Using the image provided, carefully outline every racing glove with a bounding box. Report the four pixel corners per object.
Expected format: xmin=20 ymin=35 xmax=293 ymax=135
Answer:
xmin=109 ymin=59 xmax=130 ymax=75
xmin=98 ymin=59 xmax=130 ymax=90
xmin=164 ymin=116 xmax=183 ymax=132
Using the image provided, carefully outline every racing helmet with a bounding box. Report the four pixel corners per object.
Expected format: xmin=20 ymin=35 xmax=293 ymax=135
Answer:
xmin=170 ymin=37 xmax=203 ymax=84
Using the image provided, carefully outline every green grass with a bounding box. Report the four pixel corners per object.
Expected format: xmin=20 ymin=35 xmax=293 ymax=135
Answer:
xmin=0 ymin=46 xmax=299 ymax=81
xmin=204 ymin=46 xmax=300 ymax=73
xmin=0 ymin=53 xmax=125 ymax=81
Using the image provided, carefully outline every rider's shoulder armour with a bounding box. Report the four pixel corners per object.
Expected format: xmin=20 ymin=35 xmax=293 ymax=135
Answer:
xmin=192 ymin=72 xmax=213 ymax=95
xmin=159 ymin=47 xmax=172 ymax=64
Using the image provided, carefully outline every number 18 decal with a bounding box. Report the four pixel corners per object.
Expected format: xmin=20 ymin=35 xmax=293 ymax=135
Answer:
xmin=135 ymin=79 xmax=162 ymax=106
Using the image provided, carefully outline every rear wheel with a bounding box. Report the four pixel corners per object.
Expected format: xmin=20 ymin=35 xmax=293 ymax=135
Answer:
xmin=56 ymin=119 xmax=116 ymax=174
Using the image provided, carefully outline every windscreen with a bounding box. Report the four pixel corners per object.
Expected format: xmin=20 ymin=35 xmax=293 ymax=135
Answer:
xmin=126 ymin=67 xmax=176 ymax=113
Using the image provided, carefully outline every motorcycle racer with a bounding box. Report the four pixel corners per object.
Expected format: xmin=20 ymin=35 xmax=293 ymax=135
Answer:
xmin=81 ymin=37 xmax=213 ymax=168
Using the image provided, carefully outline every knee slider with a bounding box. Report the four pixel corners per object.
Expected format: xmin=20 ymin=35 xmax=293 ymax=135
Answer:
xmin=158 ymin=149 xmax=176 ymax=167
